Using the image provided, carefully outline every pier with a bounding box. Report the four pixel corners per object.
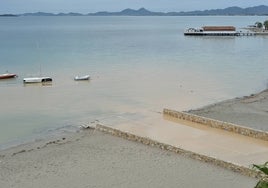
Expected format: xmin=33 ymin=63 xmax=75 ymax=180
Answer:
xmin=184 ymin=26 xmax=256 ymax=36
xmin=184 ymin=32 xmax=255 ymax=36
xmin=236 ymin=32 xmax=256 ymax=36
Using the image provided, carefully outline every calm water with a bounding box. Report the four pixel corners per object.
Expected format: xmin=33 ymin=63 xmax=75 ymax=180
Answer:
xmin=0 ymin=16 xmax=268 ymax=149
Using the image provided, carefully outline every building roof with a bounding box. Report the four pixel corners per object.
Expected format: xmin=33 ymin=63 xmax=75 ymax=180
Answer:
xmin=202 ymin=26 xmax=236 ymax=31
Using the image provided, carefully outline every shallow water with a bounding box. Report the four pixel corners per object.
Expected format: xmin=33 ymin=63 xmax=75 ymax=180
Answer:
xmin=0 ymin=16 xmax=268 ymax=148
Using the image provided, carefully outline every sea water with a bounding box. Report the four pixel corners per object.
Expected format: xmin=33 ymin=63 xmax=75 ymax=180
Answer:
xmin=0 ymin=16 xmax=268 ymax=149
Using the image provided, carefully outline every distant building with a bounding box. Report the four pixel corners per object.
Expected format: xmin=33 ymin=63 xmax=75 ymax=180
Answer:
xmin=184 ymin=26 xmax=238 ymax=36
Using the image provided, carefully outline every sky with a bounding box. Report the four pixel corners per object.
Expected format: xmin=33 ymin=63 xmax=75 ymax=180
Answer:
xmin=1 ymin=0 xmax=268 ymax=14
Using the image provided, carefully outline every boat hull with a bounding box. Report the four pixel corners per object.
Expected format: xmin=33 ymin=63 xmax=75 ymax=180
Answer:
xmin=74 ymin=75 xmax=90 ymax=81
xmin=23 ymin=77 xmax=52 ymax=83
xmin=0 ymin=73 xmax=17 ymax=79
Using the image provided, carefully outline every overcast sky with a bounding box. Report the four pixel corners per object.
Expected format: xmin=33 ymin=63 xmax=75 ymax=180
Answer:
xmin=1 ymin=0 xmax=268 ymax=14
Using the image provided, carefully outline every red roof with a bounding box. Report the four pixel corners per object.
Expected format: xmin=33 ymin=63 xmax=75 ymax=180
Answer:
xmin=202 ymin=26 xmax=236 ymax=31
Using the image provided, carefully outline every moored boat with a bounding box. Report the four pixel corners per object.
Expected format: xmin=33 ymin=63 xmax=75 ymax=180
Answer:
xmin=0 ymin=73 xmax=17 ymax=79
xmin=23 ymin=77 xmax=52 ymax=83
xmin=74 ymin=75 xmax=90 ymax=81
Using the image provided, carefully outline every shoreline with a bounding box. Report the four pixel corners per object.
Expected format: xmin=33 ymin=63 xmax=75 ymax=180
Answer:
xmin=188 ymin=89 xmax=268 ymax=132
xmin=1 ymin=89 xmax=268 ymax=187
xmin=0 ymin=129 xmax=256 ymax=188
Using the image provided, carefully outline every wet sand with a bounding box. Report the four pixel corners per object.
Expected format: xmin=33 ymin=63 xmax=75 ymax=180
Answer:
xmin=0 ymin=129 xmax=256 ymax=188
xmin=188 ymin=89 xmax=268 ymax=131
xmin=2 ymin=90 xmax=268 ymax=187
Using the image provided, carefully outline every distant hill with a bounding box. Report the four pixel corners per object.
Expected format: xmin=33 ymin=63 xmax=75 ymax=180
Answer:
xmin=18 ymin=5 xmax=268 ymax=16
xmin=87 ymin=8 xmax=165 ymax=16
xmin=0 ymin=14 xmax=18 ymax=17
xmin=174 ymin=5 xmax=268 ymax=15
xmin=22 ymin=12 xmax=83 ymax=16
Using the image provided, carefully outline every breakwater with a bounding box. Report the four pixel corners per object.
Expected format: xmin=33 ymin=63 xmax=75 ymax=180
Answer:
xmin=163 ymin=109 xmax=268 ymax=141
xmin=95 ymin=123 xmax=262 ymax=178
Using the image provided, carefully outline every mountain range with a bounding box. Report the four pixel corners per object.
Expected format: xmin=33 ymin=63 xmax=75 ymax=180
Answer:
xmin=1 ymin=5 xmax=268 ymax=16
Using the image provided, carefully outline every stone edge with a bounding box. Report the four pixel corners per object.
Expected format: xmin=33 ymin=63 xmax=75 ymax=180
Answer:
xmin=96 ymin=124 xmax=261 ymax=178
xmin=163 ymin=108 xmax=268 ymax=141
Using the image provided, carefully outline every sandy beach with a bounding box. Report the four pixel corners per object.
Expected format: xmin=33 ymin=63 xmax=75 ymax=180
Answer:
xmin=0 ymin=128 xmax=256 ymax=188
xmin=188 ymin=89 xmax=268 ymax=131
xmin=2 ymin=90 xmax=268 ymax=188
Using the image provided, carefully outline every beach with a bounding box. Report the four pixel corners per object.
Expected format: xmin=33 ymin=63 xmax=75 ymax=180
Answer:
xmin=188 ymin=89 xmax=268 ymax=131
xmin=1 ymin=92 xmax=268 ymax=188
xmin=2 ymin=90 xmax=268 ymax=188
xmin=0 ymin=128 xmax=257 ymax=188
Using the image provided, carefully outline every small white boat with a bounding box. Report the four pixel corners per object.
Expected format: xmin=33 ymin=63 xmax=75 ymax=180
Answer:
xmin=23 ymin=77 xmax=52 ymax=83
xmin=74 ymin=75 xmax=90 ymax=81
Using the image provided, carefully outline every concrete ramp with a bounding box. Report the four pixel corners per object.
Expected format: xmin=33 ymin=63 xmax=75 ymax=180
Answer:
xmin=96 ymin=109 xmax=268 ymax=177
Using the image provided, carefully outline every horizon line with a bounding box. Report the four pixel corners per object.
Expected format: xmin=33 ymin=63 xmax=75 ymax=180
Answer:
xmin=1 ymin=4 xmax=267 ymax=15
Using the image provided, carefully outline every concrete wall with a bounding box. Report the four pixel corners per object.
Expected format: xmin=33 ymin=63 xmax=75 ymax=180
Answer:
xmin=96 ymin=124 xmax=261 ymax=178
xmin=163 ymin=109 xmax=268 ymax=141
